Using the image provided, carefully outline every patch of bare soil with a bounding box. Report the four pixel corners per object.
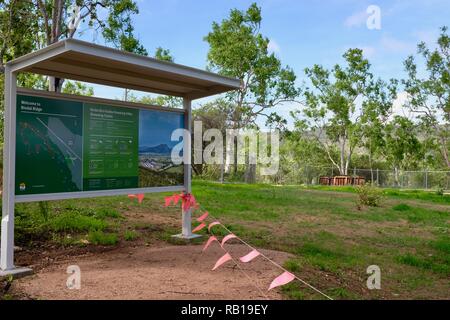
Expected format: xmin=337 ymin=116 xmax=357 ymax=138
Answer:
xmin=11 ymin=243 xmax=292 ymax=300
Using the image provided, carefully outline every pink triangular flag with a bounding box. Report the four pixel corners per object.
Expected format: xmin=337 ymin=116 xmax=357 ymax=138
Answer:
xmin=192 ymin=222 xmax=206 ymax=233
xmin=164 ymin=196 xmax=173 ymax=207
xmin=221 ymin=234 xmax=237 ymax=247
xmin=197 ymin=211 xmax=209 ymax=222
xmin=268 ymin=271 xmax=295 ymax=291
xmin=137 ymin=194 xmax=144 ymax=204
xmin=240 ymin=249 xmax=260 ymax=263
xmin=203 ymin=236 xmax=218 ymax=252
xmin=208 ymin=221 xmax=221 ymax=232
xmin=212 ymin=252 xmax=232 ymax=271
xmin=173 ymin=194 xmax=181 ymax=205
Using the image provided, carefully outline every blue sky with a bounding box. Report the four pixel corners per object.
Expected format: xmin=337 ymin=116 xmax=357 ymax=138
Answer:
xmin=79 ymin=0 xmax=450 ymax=126
xmin=139 ymin=109 xmax=184 ymax=148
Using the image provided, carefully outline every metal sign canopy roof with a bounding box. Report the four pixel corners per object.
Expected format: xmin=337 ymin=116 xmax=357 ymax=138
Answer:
xmin=6 ymin=38 xmax=241 ymax=100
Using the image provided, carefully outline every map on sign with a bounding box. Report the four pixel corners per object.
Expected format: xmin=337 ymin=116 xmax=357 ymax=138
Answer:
xmin=16 ymin=95 xmax=83 ymax=195
xmin=15 ymin=94 xmax=184 ymax=196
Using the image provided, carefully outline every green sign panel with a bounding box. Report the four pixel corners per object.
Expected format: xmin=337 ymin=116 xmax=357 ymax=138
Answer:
xmin=83 ymin=103 xmax=139 ymax=191
xmin=15 ymin=94 xmax=184 ymax=196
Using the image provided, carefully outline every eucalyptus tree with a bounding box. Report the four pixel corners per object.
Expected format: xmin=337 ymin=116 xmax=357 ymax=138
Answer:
xmin=298 ymin=49 xmax=395 ymax=175
xmin=383 ymin=116 xmax=423 ymax=185
xmin=204 ymin=3 xmax=300 ymax=177
xmin=403 ymin=26 xmax=450 ymax=169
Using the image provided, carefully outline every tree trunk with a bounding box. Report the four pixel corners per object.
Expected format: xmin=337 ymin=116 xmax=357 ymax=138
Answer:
xmin=369 ymin=150 xmax=374 ymax=185
xmin=394 ymin=167 xmax=399 ymax=187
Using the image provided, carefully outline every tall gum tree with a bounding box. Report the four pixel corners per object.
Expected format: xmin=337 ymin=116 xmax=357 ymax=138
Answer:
xmin=296 ymin=48 xmax=396 ymax=176
xmin=204 ymin=3 xmax=300 ymax=177
xmin=403 ymin=26 xmax=450 ymax=169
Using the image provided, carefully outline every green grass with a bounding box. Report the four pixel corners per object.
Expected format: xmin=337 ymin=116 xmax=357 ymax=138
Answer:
xmin=88 ymin=231 xmax=118 ymax=246
xmin=124 ymin=230 xmax=139 ymax=241
xmin=191 ymin=180 xmax=450 ymax=299
xmin=49 ymin=213 xmax=106 ymax=232
xmin=2 ymin=180 xmax=449 ymax=300
xmin=306 ymin=185 xmax=450 ymax=204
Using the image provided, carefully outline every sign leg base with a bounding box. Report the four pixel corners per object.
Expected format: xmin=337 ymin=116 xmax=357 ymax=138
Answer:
xmin=172 ymin=233 xmax=202 ymax=240
xmin=0 ymin=267 xmax=33 ymax=279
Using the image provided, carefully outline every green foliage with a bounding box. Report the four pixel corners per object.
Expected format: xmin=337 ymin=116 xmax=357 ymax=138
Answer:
xmin=204 ymin=3 xmax=299 ymax=129
xmin=384 ymin=116 xmax=423 ymax=173
xmin=296 ymin=48 xmax=397 ymax=175
xmin=154 ymin=47 xmax=174 ymax=62
xmin=403 ymin=26 xmax=450 ymax=169
xmin=356 ymin=184 xmax=383 ymax=207
xmin=88 ymin=230 xmax=118 ymax=246
xmin=62 ymin=81 xmax=94 ymax=96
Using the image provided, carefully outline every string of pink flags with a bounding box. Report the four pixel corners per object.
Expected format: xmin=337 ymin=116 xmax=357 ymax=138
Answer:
xmin=162 ymin=192 xmax=334 ymax=300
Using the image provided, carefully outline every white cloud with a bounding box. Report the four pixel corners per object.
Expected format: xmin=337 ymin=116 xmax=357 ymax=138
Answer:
xmin=380 ymin=35 xmax=415 ymax=54
xmin=344 ymin=10 xmax=368 ymax=28
xmin=268 ymin=39 xmax=281 ymax=54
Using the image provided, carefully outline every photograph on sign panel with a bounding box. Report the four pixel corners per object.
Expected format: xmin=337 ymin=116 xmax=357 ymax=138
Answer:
xmin=138 ymin=109 xmax=184 ymax=187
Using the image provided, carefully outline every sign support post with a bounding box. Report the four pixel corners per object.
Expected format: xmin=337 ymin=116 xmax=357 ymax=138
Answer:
xmin=0 ymin=66 xmax=32 ymax=276
xmin=173 ymin=98 xmax=200 ymax=240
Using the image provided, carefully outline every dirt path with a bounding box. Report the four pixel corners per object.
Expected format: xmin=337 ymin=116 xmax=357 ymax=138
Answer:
xmin=12 ymin=243 xmax=292 ymax=300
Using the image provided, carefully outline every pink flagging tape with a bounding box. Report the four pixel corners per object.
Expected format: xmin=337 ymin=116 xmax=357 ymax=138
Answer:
xmin=192 ymin=222 xmax=206 ymax=233
xmin=173 ymin=194 xmax=181 ymax=205
xmin=164 ymin=194 xmax=182 ymax=207
xmin=221 ymin=234 xmax=237 ymax=247
xmin=208 ymin=221 xmax=221 ymax=232
xmin=164 ymin=196 xmax=173 ymax=207
xmin=197 ymin=211 xmax=209 ymax=222
xmin=212 ymin=252 xmax=232 ymax=271
xmin=268 ymin=271 xmax=295 ymax=291
xmin=137 ymin=194 xmax=144 ymax=204
xmin=182 ymin=193 xmax=198 ymax=211
xmin=203 ymin=236 xmax=218 ymax=252
xmin=239 ymin=249 xmax=260 ymax=263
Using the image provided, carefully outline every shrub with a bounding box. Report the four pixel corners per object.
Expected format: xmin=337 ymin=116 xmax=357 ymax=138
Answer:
xmin=356 ymin=184 xmax=383 ymax=207
xmin=88 ymin=231 xmax=118 ymax=245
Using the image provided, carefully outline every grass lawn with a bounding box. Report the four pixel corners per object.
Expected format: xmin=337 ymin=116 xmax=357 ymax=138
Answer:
xmin=4 ymin=180 xmax=450 ymax=300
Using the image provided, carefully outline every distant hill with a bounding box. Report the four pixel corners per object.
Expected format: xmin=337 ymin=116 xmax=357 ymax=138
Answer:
xmin=139 ymin=143 xmax=171 ymax=154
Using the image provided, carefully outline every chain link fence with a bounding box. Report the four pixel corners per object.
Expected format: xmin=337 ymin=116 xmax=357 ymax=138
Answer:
xmin=195 ymin=164 xmax=450 ymax=191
